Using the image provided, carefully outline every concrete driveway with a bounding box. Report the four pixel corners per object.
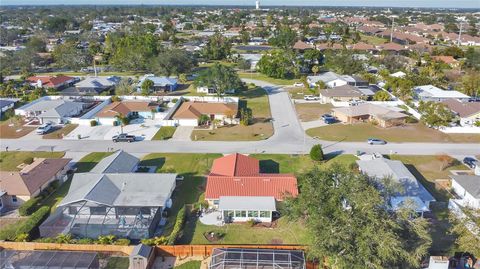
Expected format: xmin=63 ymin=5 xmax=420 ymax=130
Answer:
xmin=64 ymin=119 xmax=160 ymax=141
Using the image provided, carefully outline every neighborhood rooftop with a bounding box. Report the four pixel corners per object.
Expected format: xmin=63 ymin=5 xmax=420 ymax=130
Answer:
xmin=90 ymin=150 xmax=139 ymax=174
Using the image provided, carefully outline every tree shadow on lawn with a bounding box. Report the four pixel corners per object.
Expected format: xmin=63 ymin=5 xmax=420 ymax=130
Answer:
xmin=139 ymin=157 xmax=166 ymax=171
xmin=259 ymin=159 xmax=280 ymax=173
xmin=239 ymin=87 xmax=267 ymax=99
xmin=75 ymin=162 xmax=102 ymax=173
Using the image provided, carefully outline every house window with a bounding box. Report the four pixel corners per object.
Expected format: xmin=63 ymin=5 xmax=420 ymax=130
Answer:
xmin=248 ymin=211 xmax=258 ymax=218
xmin=224 ymin=210 xmax=234 ymax=217
xmin=235 ymin=210 xmax=246 ymax=218
xmin=213 ymin=200 xmax=219 ymax=205
xmin=68 ymin=207 xmax=78 ymax=215
xmin=90 ymin=207 xmax=107 ymax=215
xmin=259 ymin=211 xmax=271 ymax=218
xmin=12 ymin=195 xmax=18 ymax=203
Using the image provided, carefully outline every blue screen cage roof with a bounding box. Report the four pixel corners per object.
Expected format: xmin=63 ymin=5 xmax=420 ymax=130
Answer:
xmin=209 ymin=248 xmax=306 ymax=269
xmin=0 ymin=249 xmax=99 ymax=269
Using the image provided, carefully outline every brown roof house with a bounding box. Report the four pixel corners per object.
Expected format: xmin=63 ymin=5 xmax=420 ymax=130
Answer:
xmin=0 ymin=158 xmax=71 ymax=212
xmin=442 ymin=99 xmax=480 ymax=127
xmin=432 ymin=56 xmax=459 ymax=68
xmin=95 ymin=101 xmax=160 ymax=126
xmin=171 ymin=101 xmax=238 ymax=126
xmin=319 ymin=85 xmax=365 ymax=104
xmin=332 ymin=103 xmax=408 ymax=128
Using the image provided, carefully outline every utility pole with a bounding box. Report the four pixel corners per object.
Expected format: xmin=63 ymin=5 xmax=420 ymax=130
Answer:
xmin=390 ymin=16 xmax=395 ymax=43
xmin=457 ymin=20 xmax=463 ymax=46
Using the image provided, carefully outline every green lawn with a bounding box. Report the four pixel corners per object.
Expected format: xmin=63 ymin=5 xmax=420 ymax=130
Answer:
xmin=360 ymin=33 xmax=388 ymax=45
xmin=43 ymin=124 xmax=78 ymax=139
xmin=191 ymin=87 xmax=274 ymax=141
xmin=0 ymin=151 xmax=65 ymax=171
xmin=74 ymin=152 xmax=114 ymax=173
xmin=175 ymin=261 xmax=202 ymax=269
xmin=238 ymin=72 xmax=295 ymax=85
xmin=180 ymin=218 xmax=311 ymax=245
xmin=104 ymin=257 xmax=129 ymax=269
xmin=306 ymin=123 xmax=480 ymax=143
xmin=250 ymin=153 xmax=358 ymax=175
xmin=152 ymin=126 xmax=177 ymax=140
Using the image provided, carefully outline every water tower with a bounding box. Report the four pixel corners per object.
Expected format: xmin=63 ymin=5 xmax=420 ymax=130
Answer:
xmin=256 ymin=0 xmax=260 ymax=10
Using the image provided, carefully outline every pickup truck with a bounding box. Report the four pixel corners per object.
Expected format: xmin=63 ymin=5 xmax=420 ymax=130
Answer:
xmin=304 ymin=95 xmax=319 ymax=101
xmin=112 ymin=133 xmax=136 ymax=143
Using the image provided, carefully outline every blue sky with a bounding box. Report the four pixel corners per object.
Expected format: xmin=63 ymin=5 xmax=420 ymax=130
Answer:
xmin=2 ymin=0 xmax=479 ymax=8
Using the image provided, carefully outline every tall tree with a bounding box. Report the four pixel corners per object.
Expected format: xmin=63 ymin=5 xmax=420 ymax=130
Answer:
xmin=151 ymin=49 xmax=196 ymax=76
xmin=194 ymin=63 xmax=244 ymax=96
xmin=284 ymin=165 xmax=431 ymax=269
xmin=52 ymin=41 xmax=91 ymax=71
xmin=202 ymin=32 xmax=232 ymax=60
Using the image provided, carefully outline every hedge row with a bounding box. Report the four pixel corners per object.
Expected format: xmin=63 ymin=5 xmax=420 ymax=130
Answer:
xmin=18 ymin=197 xmax=41 ymax=216
xmin=167 ymin=206 xmax=186 ymax=245
xmin=0 ymin=206 xmax=50 ymax=241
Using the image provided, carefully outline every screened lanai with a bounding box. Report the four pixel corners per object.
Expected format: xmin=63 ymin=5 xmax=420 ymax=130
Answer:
xmin=0 ymin=249 xmax=99 ymax=269
xmin=209 ymin=248 xmax=306 ymax=269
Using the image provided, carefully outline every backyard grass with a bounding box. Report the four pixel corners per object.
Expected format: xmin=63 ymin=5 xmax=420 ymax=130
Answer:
xmin=238 ymin=72 xmax=295 ymax=85
xmin=0 ymin=151 xmax=65 ymax=171
xmin=191 ymin=87 xmax=274 ymax=141
xmin=180 ymin=217 xmax=311 ymax=245
xmin=250 ymin=153 xmax=358 ymax=175
xmin=294 ymin=103 xmax=333 ymax=122
xmin=0 ymin=120 xmax=35 ymax=138
xmin=104 ymin=256 xmax=129 ymax=269
xmin=306 ymin=123 xmax=480 ymax=143
xmin=43 ymin=124 xmax=78 ymax=139
xmin=175 ymin=261 xmax=201 ymax=269
xmin=152 ymin=126 xmax=177 ymax=140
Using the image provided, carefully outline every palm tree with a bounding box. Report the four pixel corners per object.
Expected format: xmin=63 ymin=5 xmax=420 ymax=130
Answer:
xmin=115 ymin=113 xmax=129 ymax=133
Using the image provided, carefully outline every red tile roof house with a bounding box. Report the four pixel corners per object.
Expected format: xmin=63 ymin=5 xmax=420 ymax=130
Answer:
xmin=26 ymin=75 xmax=76 ymax=90
xmin=0 ymin=158 xmax=71 ymax=212
xmin=204 ymin=153 xmax=298 ymax=223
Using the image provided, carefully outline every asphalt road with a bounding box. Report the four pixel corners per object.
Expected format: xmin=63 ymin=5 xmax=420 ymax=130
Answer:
xmin=0 ymin=79 xmax=478 ymax=156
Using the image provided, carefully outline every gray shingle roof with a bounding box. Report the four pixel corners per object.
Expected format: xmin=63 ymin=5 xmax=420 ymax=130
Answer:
xmin=357 ymin=157 xmax=435 ymax=203
xmin=451 ymin=175 xmax=480 ymax=199
xmin=59 ymin=173 xmax=177 ymax=207
xmin=90 ymin=150 xmax=139 ymax=174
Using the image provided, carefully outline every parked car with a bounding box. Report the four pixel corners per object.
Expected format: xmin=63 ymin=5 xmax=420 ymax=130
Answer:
xmin=304 ymin=95 xmax=319 ymax=101
xmin=463 ymin=157 xmax=478 ymax=169
xmin=293 ymin=82 xmax=304 ymax=87
xmin=321 ymin=114 xmax=336 ymax=124
xmin=367 ymin=138 xmax=387 ymax=145
xmin=112 ymin=133 xmax=136 ymax=143
xmin=36 ymin=122 xmax=53 ymax=134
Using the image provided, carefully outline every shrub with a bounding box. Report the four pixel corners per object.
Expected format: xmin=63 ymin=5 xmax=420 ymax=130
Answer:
xmin=246 ymin=219 xmax=257 ymax=227
xmin=76 ymin=238 xmax=94 ymax=244
xmin=114 ymin=238 xmax=131 ymax=245
xmin=90 ymin=120 xmax=97 ymax=127
xmin=18 ymin=197 xmax=40 ymax=216
xmin=16 ymin=206 xmax=50 ymax=240
xmin=23 ymin=157 xmax=34 ymax=165
xmin=310 ymin=144 xmax=324 ymax=161
xmin=0 ymin=224 xmax=17 ymax=241
xmin=405 ymin=116 xmax=418 ymax=124
xmin=167 ymin=206 xmax=186 ymax=245
xmin=34 ymin=237 xmax=56 ymax=243
xmin=15 ymin=233 xmax=29 ymax=242
xmin=96 ymin=235 xmax=116 ymax=245
xmin=172 ymin=98 xmax=178 ymax=103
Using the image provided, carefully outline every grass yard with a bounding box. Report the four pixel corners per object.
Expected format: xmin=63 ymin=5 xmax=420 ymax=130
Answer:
xmin=152 ymin=126 xmax=177 ymax=140
xmin=43 ymin=124 xmax=78 ymax=139
xmin=388 ymin=155 xmax=466 ymax=202
xmin=285 ymin=86 xmax=319 ymax=100
xmin=104 ymin=256 xmax=129 ymax=269
xmin=360 ymin=33 xmax=388 ymax=45
xmin=74 ymin=152 xmax=114 ymax=173
xmin=175 ymin=261 xmax=201 ymax=269
xmin=0 ymin=120 xmax=35 ymax=138
xmin=250 ymin=153 xmax=358 ymax=175
xmin=294 ymin=103 xmax=333 ymax=122
xmin=191 ymin=87 xmax=274 ymax=141
xmin=238 ymin=72 xmax=296 ymax=86
xmin=0 ymin=151 xmax=65 ymax=171
xmin=180 ymin=217 xmax=311 ymax=245
xmin=306 ymin=123 xmax=480 ymax=143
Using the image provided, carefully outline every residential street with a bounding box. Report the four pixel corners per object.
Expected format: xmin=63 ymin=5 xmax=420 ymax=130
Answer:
xmin=0 ymin=79 xmax=478 ymax=156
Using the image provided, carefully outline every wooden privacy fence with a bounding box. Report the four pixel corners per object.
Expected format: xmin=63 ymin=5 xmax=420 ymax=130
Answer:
xmin=0 ymin=241 xmax=134 ymax=255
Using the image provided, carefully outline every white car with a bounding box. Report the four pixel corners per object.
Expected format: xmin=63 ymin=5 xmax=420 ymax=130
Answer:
xmin=293 ymin=82 xmax=304 ymax=87
xmin=304 ymin=95 xmax=319 ymax=101
xmin=36 ymin=123 xmax=53 ymax=134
